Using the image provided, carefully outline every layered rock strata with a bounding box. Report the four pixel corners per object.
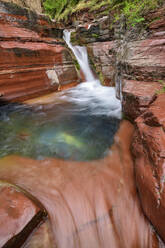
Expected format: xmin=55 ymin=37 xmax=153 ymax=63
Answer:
xmin=119 ymin=6 xmax=165 ymax=243
xmin=0 ymin=1 xmax=79 ymax=103
xmin=72 ymin=6 xmax=165 ymax=242
xmin=70 ymin=4 xmax=165 ymax=88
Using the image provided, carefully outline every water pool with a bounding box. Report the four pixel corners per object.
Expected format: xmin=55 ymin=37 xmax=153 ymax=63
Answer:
xmin=0 ymin=98 xmax=120 ymax=161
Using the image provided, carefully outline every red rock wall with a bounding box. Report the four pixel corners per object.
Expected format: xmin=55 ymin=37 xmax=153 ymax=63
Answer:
xmin=121 ymin=5 xmax=165 ymax=243
xmin=0 ymin=1 xmax=79 ymax=102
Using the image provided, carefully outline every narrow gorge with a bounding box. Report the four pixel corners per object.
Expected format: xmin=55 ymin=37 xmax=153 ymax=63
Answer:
xmin=0 ymin=0 xmax=165 ymax=247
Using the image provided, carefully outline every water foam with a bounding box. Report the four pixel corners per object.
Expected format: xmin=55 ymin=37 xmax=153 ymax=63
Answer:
xmin=62 ymin=30 xmax=122 ymax=119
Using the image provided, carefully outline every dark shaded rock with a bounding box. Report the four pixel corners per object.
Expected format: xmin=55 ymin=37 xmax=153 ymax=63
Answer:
xmin=71 ymin=16 xmax=113 ymax=45
xmin=87 ymin=41 xmax=116 ymax=85
xmin=143 ymin=94 xmax=165 ymax=129
xmin=24 ymin=220 xmax=54 ymax=248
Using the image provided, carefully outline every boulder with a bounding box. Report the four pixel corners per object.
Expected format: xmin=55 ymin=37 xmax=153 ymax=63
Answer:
xmin=122 ymin=80 xmax=161 ymax=120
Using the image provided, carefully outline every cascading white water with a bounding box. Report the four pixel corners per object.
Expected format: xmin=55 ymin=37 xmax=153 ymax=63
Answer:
xmin=62 ymin=30 xmax=122 ymax=119
xmin=63 ymin=30 xmax=95 ymax=82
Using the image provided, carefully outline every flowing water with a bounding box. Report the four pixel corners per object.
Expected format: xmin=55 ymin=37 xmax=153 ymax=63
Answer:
xmin=0 ymin=30 xmax=121 ymax=161
xmin=0 ymin=31 xmax=162 ymax=247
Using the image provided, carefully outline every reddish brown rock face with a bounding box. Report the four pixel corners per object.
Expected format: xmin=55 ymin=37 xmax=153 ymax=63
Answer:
xmin=131 ymin=93 xmax=165 ymax=242
xmin=0 ymin=2 xmax=79 ymax=103
xmin=0 ymin=121 xmax=162 ymax=247
xmin=88 ymin=41 xmax=116 ymax=86
xmin=0 ymin=181 xmax=47 ymax=247
xmin=122 ymin=39 xmax=165 ymax=82
xmin=122 ymin=80 xmax=162 ymax=120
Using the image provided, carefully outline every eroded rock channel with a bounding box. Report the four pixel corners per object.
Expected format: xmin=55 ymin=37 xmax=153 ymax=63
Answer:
xmin=0 ymin=1 xmax=165 ymax=247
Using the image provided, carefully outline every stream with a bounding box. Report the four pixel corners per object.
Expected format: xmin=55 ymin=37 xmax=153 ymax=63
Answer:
xmin=0 ymin=30 xmax=162 ymax=247
xmin=0 ymin=30 xmax=121 ymax=161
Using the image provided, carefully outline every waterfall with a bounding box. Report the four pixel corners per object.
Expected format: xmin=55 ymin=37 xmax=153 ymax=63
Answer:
xmin=62 ymin=30 xmax=122 ymax=119
xmin=63 ymin=30 xmax=95 ymax=82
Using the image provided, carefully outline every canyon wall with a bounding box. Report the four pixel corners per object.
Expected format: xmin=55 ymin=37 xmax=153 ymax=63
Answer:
xmin=0 ymin=0 xmax=165 ymax=246
xmin=70 ymin=4 xmax=165 ymax=244
xmin=0 ymin=1 xmax=79 ymax=103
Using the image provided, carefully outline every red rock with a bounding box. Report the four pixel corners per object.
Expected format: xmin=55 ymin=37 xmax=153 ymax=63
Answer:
xmin=24 ymin=220 xmax=54 ymax=248
xmin=148 ymin=6 xmax=165 ymax=33
xmin=122 ymin=80 xmax=161 ymax=120
xmin=123 ymin=39 xmax=165 ymax=81
xmin=0 ymin=181 xmax=47 ymax=247
xmin=0 ymin=2 xmax=79 ymax=102
xmin=132 ymin=94 xmax=165 ymax=242
xmin=88 ymin=41 xmax=116 ymax=85
xmin=143 ymin=94 xmax=165 ymax=129
xmin=132 ymin=125 xmax=165 ymax=242
xmin=0 ymin=121 xmax=162 ymax=247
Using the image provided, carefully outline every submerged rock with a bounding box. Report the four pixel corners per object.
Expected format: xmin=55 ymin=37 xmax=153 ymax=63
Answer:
xmin=0 ymin=121 xmax=162 ymax=247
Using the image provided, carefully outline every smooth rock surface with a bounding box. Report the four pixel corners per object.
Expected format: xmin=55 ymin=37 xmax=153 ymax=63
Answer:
xmin=0 ymin=181 xmax=47 ymax=247
xmin=0 ymin=121 xmax=162 ymax=248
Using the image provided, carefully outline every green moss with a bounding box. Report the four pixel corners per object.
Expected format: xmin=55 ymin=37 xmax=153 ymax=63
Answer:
xmin=74 ymin=60 xmax=80 ymax=71
xmin=43 ymin=0 xmax=163 ymax=26
xmin=91 ymin=33 xmax=99 ymax=38
xmin=156 ymin=80 xmax=165 ymax=94
xmin=98 ymin=72 xmax=105 ymax=85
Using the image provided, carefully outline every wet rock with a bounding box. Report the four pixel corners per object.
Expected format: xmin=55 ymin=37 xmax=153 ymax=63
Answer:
xmin=0 ymin=121 xmax=162 ymax=248
xmin=122 ymin=80 xmax=161 ymax=120
xmin=0 ymin=181 xmax=47 ymax=248
xmin=87 ymin=41 xmax=116 ymax=85
xmin=0 ymin=1 xmax=79 ymax=102
xmin=24 ymin=220 xmax=54 ymax=248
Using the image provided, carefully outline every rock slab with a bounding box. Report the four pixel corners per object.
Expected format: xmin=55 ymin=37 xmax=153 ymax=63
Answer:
xmin=0 ymin=181 xmax=47 ymax=248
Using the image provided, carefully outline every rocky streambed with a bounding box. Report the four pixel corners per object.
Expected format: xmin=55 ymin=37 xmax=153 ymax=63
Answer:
xmin=0 ymin=1 xmax=165 ymax=247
